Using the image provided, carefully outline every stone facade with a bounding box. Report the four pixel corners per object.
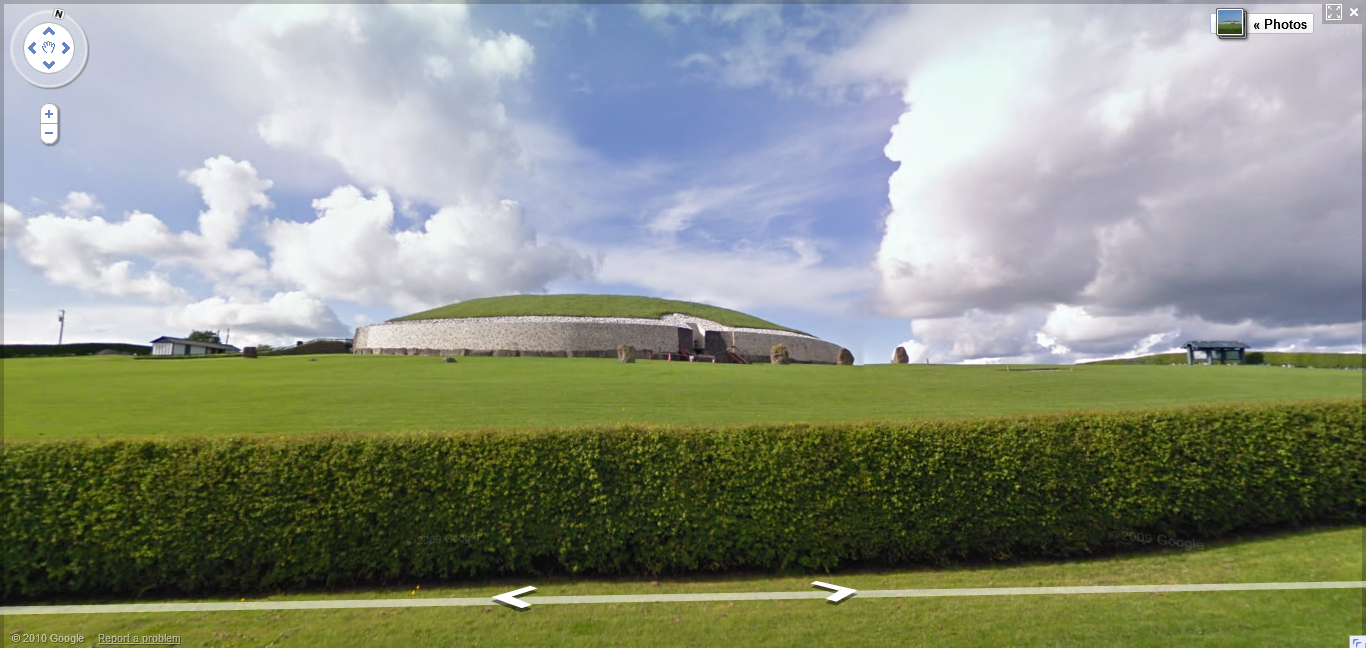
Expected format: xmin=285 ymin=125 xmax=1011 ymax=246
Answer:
xmin=353 ymin=314 xmax=843 ymax=364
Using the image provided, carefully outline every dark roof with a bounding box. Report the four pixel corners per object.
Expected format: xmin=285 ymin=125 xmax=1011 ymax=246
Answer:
xmin=149 ymin=336 xmax=240 ymax=351
xmin=1182 ymin=340 xmax=1249 ymax=349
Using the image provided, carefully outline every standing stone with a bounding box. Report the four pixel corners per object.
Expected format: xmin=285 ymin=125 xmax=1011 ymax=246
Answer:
xmin=243 ymin=346 xmax=258 ymax=359
xmin=617 ymin=344 xmax=636 ymax=363
xmin=770 ymin=343 xmax=791 ymax=365
xmin=893 ymin=346 xmax=910 ymax=364
xmin=443 ymin=357 xmax=457 ymax=364
xmin=837 ymin=348 xmax=854 ymax=365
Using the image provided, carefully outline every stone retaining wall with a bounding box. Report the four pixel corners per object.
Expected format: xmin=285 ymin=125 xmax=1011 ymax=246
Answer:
xmin=353 ymin=314 xmax=843 ymax=364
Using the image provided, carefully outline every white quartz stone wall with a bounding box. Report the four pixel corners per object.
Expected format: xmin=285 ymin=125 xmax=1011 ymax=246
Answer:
xmin=353 ymin=314 xmax=843 ymax=364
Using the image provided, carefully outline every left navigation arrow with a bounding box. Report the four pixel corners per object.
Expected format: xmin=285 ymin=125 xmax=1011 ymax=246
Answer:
xmin=492 ymin=586 xmax=537 ymax=611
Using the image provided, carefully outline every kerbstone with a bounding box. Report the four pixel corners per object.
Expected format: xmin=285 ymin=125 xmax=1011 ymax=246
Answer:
xmin=353 ymin=313 xmax=843 ymax=364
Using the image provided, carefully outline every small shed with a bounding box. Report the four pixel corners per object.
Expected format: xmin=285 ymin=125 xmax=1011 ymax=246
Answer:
xmin=1182 ymin=340 xmax=1248 ymax=365
xmin=150 ymin=336 xmax=240 ymax=356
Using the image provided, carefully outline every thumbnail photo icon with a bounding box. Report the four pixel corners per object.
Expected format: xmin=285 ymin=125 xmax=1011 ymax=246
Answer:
xmin=1217 ymin=8 xmax=1247 ymax=38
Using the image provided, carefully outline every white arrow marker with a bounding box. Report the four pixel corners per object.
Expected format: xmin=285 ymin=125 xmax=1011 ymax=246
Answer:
xmin=492 ymin=586 xmax=537 ymax=610
xmin=811 ymin=581 xmax=857 ymax=604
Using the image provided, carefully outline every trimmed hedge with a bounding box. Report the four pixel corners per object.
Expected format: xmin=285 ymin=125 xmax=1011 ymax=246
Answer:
xmin=1 ymin=343 xmax=151 ymax=358
xmin=4 ymin=401 xmax=1361 ymax=600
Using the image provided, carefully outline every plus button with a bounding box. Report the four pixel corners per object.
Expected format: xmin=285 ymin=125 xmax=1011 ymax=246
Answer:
xmin=44 ymin=110 xmax=53 ymax=118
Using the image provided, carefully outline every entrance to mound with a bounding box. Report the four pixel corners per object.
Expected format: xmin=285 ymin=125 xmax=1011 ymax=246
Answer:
xmin=674 ymin=325 xmax=735 ymax=359
xmin=686 ymin=323 xmax=704 ymax=351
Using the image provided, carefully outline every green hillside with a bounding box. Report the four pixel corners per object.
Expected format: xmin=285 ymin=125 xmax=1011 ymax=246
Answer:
xmin=1085 ymin=351 xmax=1363 ymax=369
xmin=391 ymin=294 xmax=809 ymax=334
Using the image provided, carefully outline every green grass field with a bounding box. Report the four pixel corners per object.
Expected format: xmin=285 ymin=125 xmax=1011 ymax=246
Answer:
xmin=3 ymin=355 xmax=1361 ymax=441
xmin=1218 ymin=20 xmax=1243 ymax=35
xmin=5 ymin=526 xmax=1359 ymax=647
xmin=391 ymin=293 xmax=807 ymax=333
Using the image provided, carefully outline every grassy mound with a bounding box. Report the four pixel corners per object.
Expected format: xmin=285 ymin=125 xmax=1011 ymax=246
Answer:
xmin=390 ymin=294 xmax=807 ymax=334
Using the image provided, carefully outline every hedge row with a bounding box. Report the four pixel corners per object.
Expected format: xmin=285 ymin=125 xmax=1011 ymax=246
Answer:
xmin=1 ymin=343 xmax=151 ymax=358
xmin=4 ymin=400 xmax=1361 ymax=600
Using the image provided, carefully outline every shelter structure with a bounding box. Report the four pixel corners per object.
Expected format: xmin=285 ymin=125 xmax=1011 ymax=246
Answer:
xmin=1182 ymin=340 xmax=1248 ymax=365
xmin=150 ymin=336 xmax=240 ymax=356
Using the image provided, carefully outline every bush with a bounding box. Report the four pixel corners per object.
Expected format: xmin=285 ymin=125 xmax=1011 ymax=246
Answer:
xmin=3 ymin=401 xmax=1360 ymax=600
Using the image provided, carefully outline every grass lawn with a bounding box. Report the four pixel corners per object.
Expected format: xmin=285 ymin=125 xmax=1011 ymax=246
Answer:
xmin=3 ymin=355 xmax=1361 ymax=441
xmin=5 ymin=526 xmax=1360 ymax=647
xmin=391 ymin=293 xmax=806 ymax=333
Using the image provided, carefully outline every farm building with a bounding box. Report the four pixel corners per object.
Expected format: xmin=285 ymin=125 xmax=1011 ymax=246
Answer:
xmin=1182 ymin=340 xmax=1249 ymax=365
xmin=352 ymin=294 xmax=846 ymax=364
xmin=150 ymin=336 xmax=240 ymax=356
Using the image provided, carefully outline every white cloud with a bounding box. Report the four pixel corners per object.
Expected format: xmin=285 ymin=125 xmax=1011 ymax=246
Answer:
xmin=635 ymin=4 xmax=705 ymax=26
xmin=526 ymin=5 xmax=597 ymax=34
xmin=4 ymin=156 xmax=275 ymax=301
xmin=232 ymin=4 xmax=536 ymax=206
xmin=596 ymin=239 xmax=873 ymax=315
xmin=168 ymin=291 xmax=347 ymax=344
xmin=180 ymin=155 xmax=273 ymax=245
xmin=3 ymin=203 xmax=27 ymax=249
xmin=3 ymin=305 xmax=171 ymax=345
xmin=265 ymin=185 xmax=594 ymax=312
xmin=470 ymin=32 xmax=534 ymax=81
xmin=648 ymin=4 xmax=893 ymax=100
xmin=1 ymin=296 xmax=345 ymax=347
xmin=6 ymin=149 xmax=595 ymax=341
xmin=899 ymin=305 xmax=1365 ymax=365
xmin=856 ymin=6 xmax=1361 ymax=360
xmin=59 ymin=192 xmax=103 ymax=218
xmin=647 ymin=185 xmax=755 ymax=236
xmin=8 ymin=206 xmax=190 ymax=302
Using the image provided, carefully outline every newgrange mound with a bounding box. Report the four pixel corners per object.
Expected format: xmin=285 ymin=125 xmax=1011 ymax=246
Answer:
xmin=354 ymin=294 xmax=844 ymax=364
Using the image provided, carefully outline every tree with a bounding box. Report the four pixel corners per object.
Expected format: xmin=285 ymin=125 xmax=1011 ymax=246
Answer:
xmin=187 ymin=330 xmax=221 ymax=344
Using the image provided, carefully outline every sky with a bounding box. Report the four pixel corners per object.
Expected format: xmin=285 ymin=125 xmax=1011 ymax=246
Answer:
xmin=3 ymin=4 xmax=1362 ymax=364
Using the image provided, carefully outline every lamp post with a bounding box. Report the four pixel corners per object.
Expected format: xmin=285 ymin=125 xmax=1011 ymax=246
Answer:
xmin=57 ymin=309 xmax=65 ymax=345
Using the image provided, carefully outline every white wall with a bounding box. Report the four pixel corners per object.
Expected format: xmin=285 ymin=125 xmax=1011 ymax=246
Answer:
xmin=354 ymin=315 xmax=844 ymax=364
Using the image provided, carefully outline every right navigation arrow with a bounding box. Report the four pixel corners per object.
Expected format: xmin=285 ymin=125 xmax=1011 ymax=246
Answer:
xmin=811 ymin=581 xmax=857 ymax=604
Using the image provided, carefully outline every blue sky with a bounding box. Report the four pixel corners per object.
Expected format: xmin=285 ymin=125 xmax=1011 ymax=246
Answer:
xmin=1217 ymin=9 xmax=1244 ymax=23
xmin=4 ymin=4 xmax=1361 ymax=363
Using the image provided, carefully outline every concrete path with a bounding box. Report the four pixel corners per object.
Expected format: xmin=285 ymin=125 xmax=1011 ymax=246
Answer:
xmin=4 ymin=581 xmax=1360 ymax=615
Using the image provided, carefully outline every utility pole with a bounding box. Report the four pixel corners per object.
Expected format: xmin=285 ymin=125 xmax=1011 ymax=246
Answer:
xmin=57 ymin=310 xmax=65 ymax=345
